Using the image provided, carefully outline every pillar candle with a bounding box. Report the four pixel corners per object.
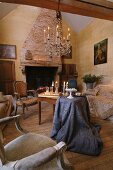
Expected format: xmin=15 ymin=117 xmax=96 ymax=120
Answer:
xmin=63 ymin=81 xmax=65 ymax=89
xmin=52 ymin=81 xmax=54 ymax=87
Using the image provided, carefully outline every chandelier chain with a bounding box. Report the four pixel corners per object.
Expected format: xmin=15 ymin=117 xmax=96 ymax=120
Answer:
xmin=43 ymin=0 xmax=71 ymax=57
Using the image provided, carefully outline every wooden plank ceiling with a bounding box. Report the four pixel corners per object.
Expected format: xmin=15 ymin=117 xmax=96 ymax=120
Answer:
xmin=1 ymin=0 xmax=113 ymax=21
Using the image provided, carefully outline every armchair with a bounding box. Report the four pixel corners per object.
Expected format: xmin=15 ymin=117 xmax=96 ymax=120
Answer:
xmin=0 ymin=115 xmax=73 ymax=170
xmin=14 ymin=81 xmax=38 ymax=116
xmin=85 ymin=84 xmax=113 ymax=119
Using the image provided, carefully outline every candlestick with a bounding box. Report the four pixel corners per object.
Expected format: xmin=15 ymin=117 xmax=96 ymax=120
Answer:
xmin=55 ymin=81 xmax=58 ymax=94
xmin=55 ymin=87 xmax=58 ymax=94
xmin=63 ymin=81 xmax=65 ymax=89
xmin=63 ymin=81 xmax=65 ymax=94
xmin=50 ymin=86 xmax=54 ymax=93
xmin=55 ymin=81 xmax=58 ymax=87
xmin=66 ymin=82 xmax=68 ymax=89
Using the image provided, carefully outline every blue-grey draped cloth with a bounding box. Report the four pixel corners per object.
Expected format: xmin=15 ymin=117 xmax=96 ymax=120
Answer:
xmin=50 ymin=96 xmax=103 ymax=156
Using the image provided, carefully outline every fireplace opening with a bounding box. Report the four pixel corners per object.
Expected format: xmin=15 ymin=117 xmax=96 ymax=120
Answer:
xmin=25 ymin=66 xmax=58 ymax=90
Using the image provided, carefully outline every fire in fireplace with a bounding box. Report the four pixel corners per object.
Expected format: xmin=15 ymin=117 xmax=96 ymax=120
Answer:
xmin=25 ymin=66 xmax=58 ymax=90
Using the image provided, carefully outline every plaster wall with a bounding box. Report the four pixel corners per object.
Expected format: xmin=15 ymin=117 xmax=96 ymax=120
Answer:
xmin=76 ymin=18 xmax=113 ymax=90
xmin=0 ymin=5 xmax=40 ymax=80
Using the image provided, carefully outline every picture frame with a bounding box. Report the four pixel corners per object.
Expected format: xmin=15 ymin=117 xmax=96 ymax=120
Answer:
xmin=0 ymin=44 xmax=16 ymax=59
xmin=94 ymin=39 xmax=108 ymax=65
xmin=62 ymin=46 xmax=72 ymax=59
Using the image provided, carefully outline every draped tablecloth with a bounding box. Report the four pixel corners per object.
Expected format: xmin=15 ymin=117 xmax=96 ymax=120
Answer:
xmin=50 ymin=96 xmax=103 ymax=156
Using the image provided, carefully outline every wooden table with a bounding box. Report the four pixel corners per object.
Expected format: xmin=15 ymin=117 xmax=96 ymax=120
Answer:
xmin=37 ymin=94 xmax=58 ymax=125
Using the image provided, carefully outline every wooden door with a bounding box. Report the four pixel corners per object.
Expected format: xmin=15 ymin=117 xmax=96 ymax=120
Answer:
xmin=0 ymin=60 xmax=15 ymax=95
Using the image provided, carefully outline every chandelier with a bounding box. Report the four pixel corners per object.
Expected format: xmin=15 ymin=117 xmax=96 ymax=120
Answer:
xmin=43 ymin=0 xmax=71 ymax=57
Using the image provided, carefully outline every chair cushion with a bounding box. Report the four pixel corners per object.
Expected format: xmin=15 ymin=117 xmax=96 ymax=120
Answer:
xmin=16 ymin=97 xmax=37 ymax=107
xmin=23 ymin=97 xmax=37 ymax=106
xmin=5 ymin=133 xmax=56 ymax=161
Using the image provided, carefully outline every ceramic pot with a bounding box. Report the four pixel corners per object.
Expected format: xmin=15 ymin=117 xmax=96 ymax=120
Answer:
xmin=86 ymin=83 xmax=94 ymax=89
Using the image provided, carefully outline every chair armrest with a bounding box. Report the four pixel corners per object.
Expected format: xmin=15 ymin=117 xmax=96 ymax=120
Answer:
xmin=0 ymin=115 xmax=20 ymax=124
xmin=0 ymin=115 xmax=27 ymax=135
xmin=14 ymin=142 xmax=73 ymax=170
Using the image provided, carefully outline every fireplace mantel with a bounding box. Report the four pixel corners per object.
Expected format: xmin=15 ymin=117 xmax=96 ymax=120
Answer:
xmin=21 ymin=60 xmax=61 ymax=68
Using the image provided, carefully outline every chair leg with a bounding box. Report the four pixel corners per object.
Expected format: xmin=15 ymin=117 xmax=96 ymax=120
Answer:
xmin=26 ymin=105 xmax=28 ymax=111
xmin=15 ymin=105 xmax=18 ymax=116
xmin=22 ymin=105 xmax=28 ymax=119
xmin=22 ymin=105 xmax=25 ymax=115
xmin=22 ymin=107 xmax=26 ymax=119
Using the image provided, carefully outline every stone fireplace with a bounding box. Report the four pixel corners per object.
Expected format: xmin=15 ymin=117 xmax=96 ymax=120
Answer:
xmin=20 ymin=9 xmax=62 ymax=90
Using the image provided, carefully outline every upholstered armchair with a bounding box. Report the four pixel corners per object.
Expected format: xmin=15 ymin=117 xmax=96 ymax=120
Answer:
xmin=14 ymin=81 xmax=38 ymax=115
xmin=85 ymin=84 xmax=113 ymax=119
xmin=0 ymin=115 xmax=73 ymax=170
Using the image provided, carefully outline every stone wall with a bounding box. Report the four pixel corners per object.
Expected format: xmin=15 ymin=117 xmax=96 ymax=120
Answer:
xmin=21 ymin=8 xmax=61 ymax=65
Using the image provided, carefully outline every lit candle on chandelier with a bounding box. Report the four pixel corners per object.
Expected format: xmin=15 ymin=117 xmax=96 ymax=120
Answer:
xmin=68 ymin=28 xmax=70 ymax=32
xmin=56 ymin=25 xmax=59 ymax=37
xmin=47 ymin=26 xmax=50 ymax=39
xmin=44 ymin=29 xmax=46 ymax=43
xmin=67 ymin=28 xmax=71 ymax=40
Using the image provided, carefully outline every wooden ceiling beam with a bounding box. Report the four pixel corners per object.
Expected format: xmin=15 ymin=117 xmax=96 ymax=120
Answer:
xmin=1 ymin=0 xmax=113 ymax=21
xmin=78 ymin=0 xmax=113 ymax=9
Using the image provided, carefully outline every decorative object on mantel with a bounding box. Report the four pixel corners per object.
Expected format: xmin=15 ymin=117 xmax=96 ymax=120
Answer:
xmin=94 ymin=38 xmax=108 ymax=65
xmin=82 ymin=74 xmax=102 ymax=89
xmin=25 ymin=50 xmax=33 ymax=60
xmin=20 ymin=66 xmax=25 ymax=74
xmin=44 ymin=0 xmax=71 ymax=57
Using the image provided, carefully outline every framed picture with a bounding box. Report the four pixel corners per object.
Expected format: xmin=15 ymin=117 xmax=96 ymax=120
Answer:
xmin=94 ymin=39 xmax=108 ymax=65
xmin=62 ymin=46 xmax=72 ymax=59
xmin=0 ymin=44 xmax=16 ymax=59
